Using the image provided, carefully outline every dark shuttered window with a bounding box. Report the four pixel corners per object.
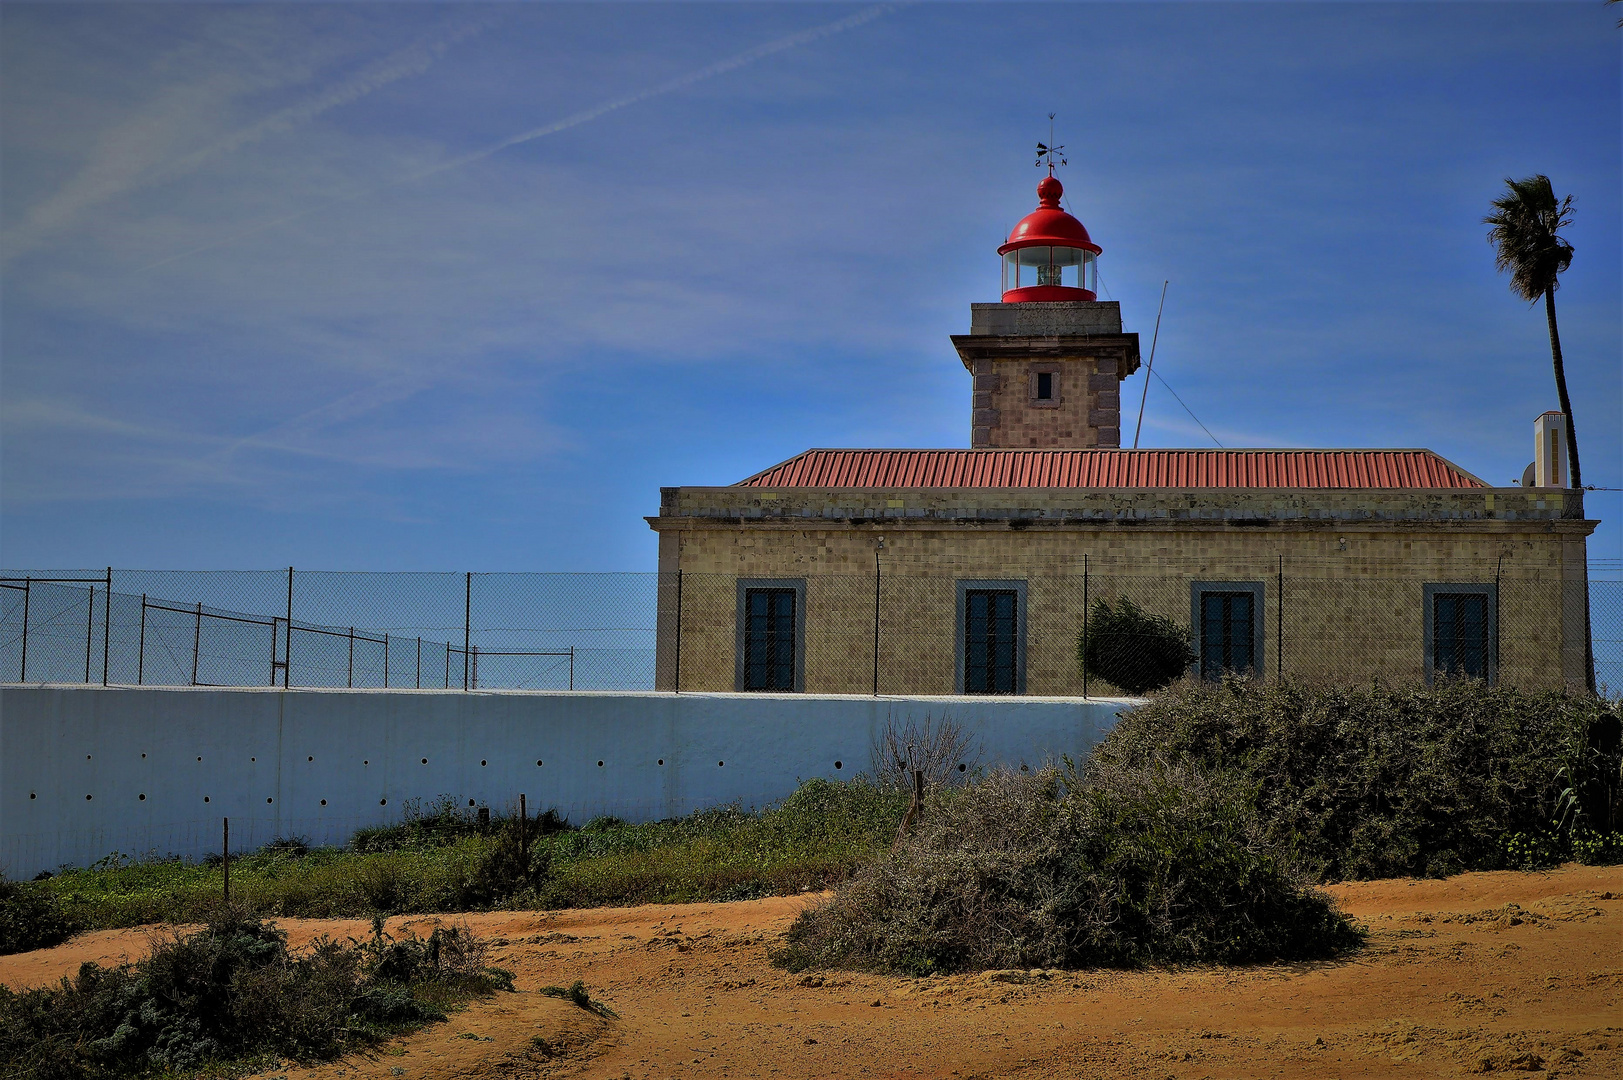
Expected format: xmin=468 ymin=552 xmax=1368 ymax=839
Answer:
xmin=1432 ymin=591 xmax=1490 ymax=680
xmin=1199 ymin=591 xmax=1257 ymax=680
xmin=743 ymin=588 xmax=797 ymax=691
xmin=963 ymin=589 xmax=1019 ymax=694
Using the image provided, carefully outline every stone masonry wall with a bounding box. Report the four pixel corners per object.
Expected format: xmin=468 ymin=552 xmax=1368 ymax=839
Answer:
xmin=969 ymin=354 xmax=1123 ymax=449
xmin=651 ymin=489 xmax=1593 ymax=696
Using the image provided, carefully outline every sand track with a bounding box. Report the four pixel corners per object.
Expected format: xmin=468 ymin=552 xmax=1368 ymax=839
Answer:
xmin=4 ymin=865 xmax=1619 ymax=1079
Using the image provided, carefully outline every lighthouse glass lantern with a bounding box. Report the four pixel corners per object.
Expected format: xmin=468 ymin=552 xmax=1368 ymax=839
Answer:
xmin=998 ymin=175 xmax=1102 ymax=303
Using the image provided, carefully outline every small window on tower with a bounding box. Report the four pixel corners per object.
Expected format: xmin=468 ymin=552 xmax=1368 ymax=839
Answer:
xmin=1036 ymin=372 xmax=1054 ymax=400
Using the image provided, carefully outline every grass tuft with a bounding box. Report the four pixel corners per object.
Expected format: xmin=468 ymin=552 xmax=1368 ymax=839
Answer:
xmin=538 ymin=979 xmax=618 ymax=1018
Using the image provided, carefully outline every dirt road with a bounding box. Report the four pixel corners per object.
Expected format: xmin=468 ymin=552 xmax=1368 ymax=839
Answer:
xmin=4 ymin=864 xmax=1619 ymax=1079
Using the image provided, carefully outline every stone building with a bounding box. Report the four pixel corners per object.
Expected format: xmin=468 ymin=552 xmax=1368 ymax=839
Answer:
xmin=647 ymin=174 xmax=1595 ymax=696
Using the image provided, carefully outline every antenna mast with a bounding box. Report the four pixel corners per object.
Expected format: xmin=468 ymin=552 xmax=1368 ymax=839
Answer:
xmin=1132 ymin=281 xmax=1169 ymax=450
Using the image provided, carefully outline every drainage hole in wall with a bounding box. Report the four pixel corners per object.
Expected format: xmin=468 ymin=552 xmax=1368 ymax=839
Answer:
xmin=250 ymin=757 xmax=255 ymax=762
xmin=141 ymin=753 xmax=146 ymax=759
xmin=320 ymin=799 xmax=327 ymax=806
xmin=307 ymin=756 xmax=313 ymax=762
xmin=380 ymin=798 xmax=387 ymax=806
xmin=196 ymin=756 xmax=202 ymax=762
xmin=363 ymin=759 xmax=369 ymax=765
xmin=536 ymin=760 xmax=543 ymax=767
xmin=835 ymin=761 xmax=842 ymax=770
xmin=266 ymin=797 xmax=273 ymax=804
xmin=658 ymin=759 xmax=664 ymax=766
xmin=421 ymin=758 xmax=428 ymax=765
xmin=86 ymin=755 xmax=92 ymax=760
xmin=30 ymin=793 xmax=36 ymax=800
xmin=204 ymin=796 xmax=210 ymax=803
xmin=468 ymin=799 xmax=475 ymax=807
xmin=139 ymin=794 xmax=145 ymax=801
xmin=958 ymin=763 xmax=967 ymax=772
xmin=85 ymin=794 xmax=92 ymax=800
xmin=718 ymin=761 xmax=725 ymax=767
xmin=480 ymin=760 xmax=486 ymax=767
xmin=597 ymin=760 xmax=604 ymax=767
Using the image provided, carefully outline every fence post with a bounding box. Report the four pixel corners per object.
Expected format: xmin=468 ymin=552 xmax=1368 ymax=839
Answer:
xmin=269 ymin=620 xmax=279 ymax=686
xmin=102 ymin=567 xmax=112 ymax=686
xmin=1276 ymin=554 xmax=1284 ymax=680
xmin=463 ymin=572 xmax=472 ymax=691
xmin=569 ymin=645 xmax=575 ymax=691
xmin=383 ymin=635 xmax=389 ymax=689
xmin=674 ymin=569 xmax=683 ymax=693
xmin=416 ymin=636 xmax=422 ymax=689
xmin=347 ymin=628 xmax=355 ymax=688
xmin=872 ymin=552 xmax=881 ymax=696
xmin=192 ymin=602 xmax=202 ymax=686
xmin=85 ymin=586 xmax=95 ymax=683
xmin=137 ymin=594 xmax=146 ymax=685
xmin=445 ymin=643 xmax=451 ymax=689
xmin=1082 ymin=555 xmax=1089 ymax=700
xmin=18 ymin=578 xmax=29 ymax=682
xmin=283 ymin=567 xmax=293 ymax=689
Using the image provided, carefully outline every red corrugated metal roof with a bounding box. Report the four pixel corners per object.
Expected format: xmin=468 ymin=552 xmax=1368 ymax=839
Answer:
xmin=736 ymin=449 xmax=1486 ymax=490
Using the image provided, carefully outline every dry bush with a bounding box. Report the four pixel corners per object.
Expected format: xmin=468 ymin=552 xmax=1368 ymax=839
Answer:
xmin=870 ymin=712 xmax=983 ymax=788
xmin=776 ymin=762 xmax=1359 ymax=976
xmin=0 ymin=909 xmax=510 ymax=1080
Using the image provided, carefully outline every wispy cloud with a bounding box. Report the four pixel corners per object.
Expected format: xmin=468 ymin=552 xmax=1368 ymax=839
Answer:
xmin=138 ymin=3 xmax=900 ymax=271
xmin=3 ymin=15 xmax=494 ymax=263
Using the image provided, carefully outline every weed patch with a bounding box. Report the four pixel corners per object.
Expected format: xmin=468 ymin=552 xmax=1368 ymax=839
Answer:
xmin=37 ymin=778 xmax=907 ymax=931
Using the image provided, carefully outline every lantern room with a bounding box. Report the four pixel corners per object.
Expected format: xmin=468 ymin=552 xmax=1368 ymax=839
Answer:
xmin=998 ymin=175 xmax=1101 ymax=302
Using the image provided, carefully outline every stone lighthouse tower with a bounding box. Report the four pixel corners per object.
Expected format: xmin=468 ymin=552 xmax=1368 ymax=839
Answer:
xmin=952 ymin=173 xmax=1140 ymax=448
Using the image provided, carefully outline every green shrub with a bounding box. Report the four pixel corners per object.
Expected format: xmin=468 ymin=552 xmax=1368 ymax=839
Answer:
xmin=775 ymin=763 xmax=1361 ymax=976
xmin=1078 ymin=597 xmax=1194 ymax=694
xmin=0 ymin=879 xmax=81 ymax=957
xmin=0 ymin=909 xmax=509 ymax=1079
xmin=1094 ymin=678 xmax=1623 ymax=879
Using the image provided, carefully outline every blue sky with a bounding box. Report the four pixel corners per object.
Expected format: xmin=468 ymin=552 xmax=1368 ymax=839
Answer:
xmin=2 ymin=1 xmax=1619 ymax=573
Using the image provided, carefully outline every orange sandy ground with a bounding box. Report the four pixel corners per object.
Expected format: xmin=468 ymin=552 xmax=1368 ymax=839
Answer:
xmin=3 ymin=864 xmax=1619 ymax=1079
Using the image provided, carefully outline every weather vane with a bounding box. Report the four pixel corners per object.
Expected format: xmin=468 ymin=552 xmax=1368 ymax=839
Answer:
xmin=1035 ymin=112 xmax=1066 ymax=174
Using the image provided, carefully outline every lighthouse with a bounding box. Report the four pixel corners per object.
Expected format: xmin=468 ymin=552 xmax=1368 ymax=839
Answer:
xmin=953 ymin=174 xmax=1140 ymax=449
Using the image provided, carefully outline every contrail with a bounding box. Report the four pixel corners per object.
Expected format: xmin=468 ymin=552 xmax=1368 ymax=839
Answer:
xmin=166 ymin=18 xmax=498 ymax=179
xmin=5 ymin=18 xmax=493 ymax=266
xmin=140 ymin=4 xmax=898 ymax=271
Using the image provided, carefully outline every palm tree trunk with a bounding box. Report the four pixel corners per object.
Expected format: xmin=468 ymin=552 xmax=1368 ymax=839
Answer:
xmin=1545 ymin=291 xmax=1582 ymax=490
xmin=1547 ymin=291 xmax=1597 ymax=693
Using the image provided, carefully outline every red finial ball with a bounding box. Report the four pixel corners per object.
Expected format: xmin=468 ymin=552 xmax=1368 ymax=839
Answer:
xmin=1036 ymin=175 xmax=1063 ymax=207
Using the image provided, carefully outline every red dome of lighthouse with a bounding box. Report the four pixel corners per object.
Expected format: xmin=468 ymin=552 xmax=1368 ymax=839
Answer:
xmin=998 ymin=175 xmax=1101 ymax=302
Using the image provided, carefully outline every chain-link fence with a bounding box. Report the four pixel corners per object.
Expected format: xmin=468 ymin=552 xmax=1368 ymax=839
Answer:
xmin=2 ymin=564 xmax=1618 ymax=696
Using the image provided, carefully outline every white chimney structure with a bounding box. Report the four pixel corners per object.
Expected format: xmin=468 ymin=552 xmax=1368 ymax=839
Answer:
xmin=1532 ymin=411 xmax=1569 ymax=488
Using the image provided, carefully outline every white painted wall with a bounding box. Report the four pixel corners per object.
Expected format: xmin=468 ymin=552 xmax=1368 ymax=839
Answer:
xmin=0 ymin=686 xmax=1133 ymax=878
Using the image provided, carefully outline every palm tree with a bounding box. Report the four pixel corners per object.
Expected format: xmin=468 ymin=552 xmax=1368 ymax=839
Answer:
xmin=1484 ymin=175 xmax=1581 ymax=491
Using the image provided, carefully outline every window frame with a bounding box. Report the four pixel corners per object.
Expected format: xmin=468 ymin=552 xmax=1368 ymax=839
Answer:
xmin=1189 ymin=580 xmax=1266 ymax=680
xmin=734 ymin=578 xmax=807 ymax=693
xmin=1028 ymin=363 xmax=1063 ymax=409
xmin=955 ymin=579 xmax=1028 ymax=695
xmin=1423 ymin=582 xmax=1498 ymax=685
